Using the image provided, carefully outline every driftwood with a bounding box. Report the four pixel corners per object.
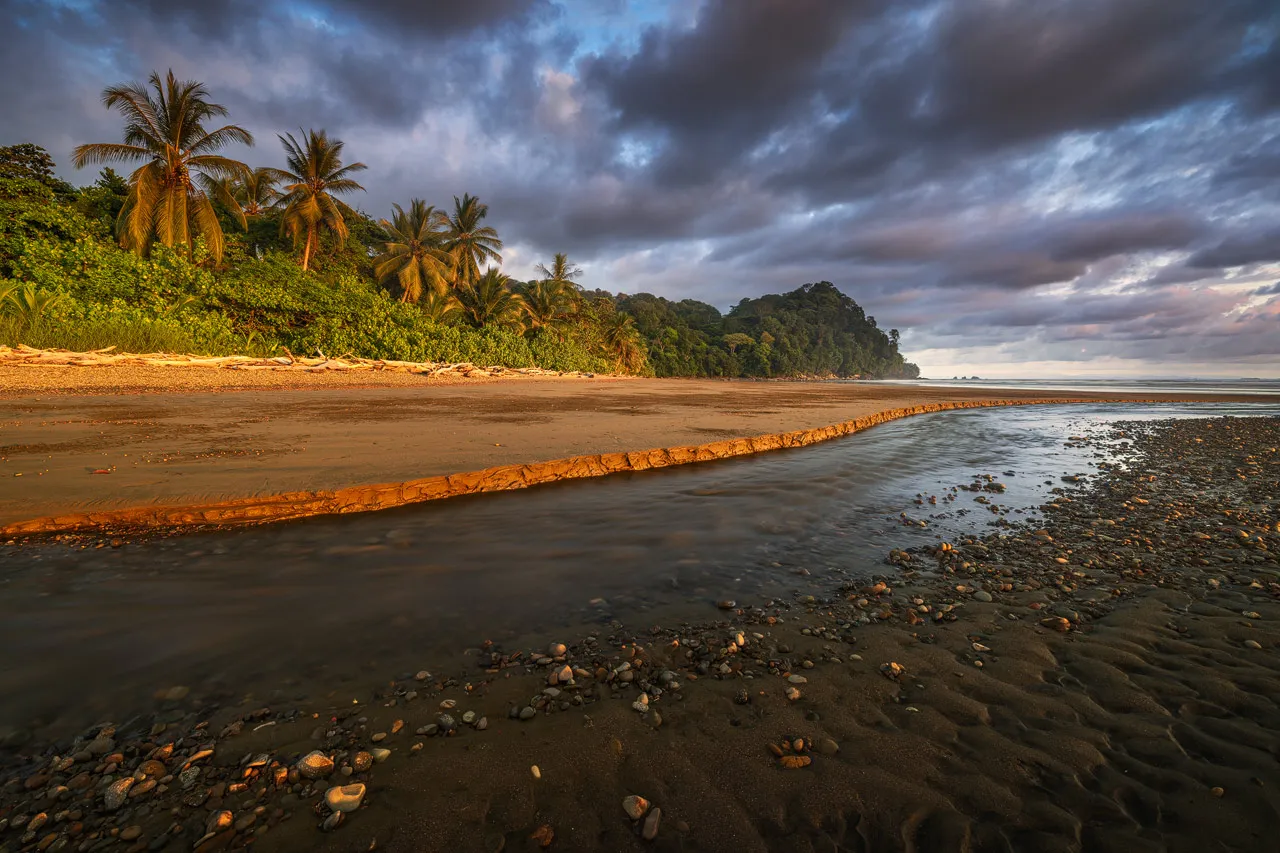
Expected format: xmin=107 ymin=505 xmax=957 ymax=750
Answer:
xmin=0 ymin=344 xmax=589 ymax=379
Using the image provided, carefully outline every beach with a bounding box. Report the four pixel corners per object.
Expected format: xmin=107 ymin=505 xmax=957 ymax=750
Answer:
xmin=0 ymin=368 xmax=1277 ymax=852
xmin=1 ymin=365 xmax=1273 ymax=535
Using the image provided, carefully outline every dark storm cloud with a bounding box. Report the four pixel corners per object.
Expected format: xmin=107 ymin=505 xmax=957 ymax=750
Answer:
xmin=1187 ymin=225 xmax=1280 ymax=268
xmin=3 ymin=0 xmax=1280 ymax=373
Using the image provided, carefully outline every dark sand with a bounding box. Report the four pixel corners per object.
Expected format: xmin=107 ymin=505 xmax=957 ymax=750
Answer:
xmin=1 ymin=415 xmax=1276 ymax=852
xmin=1 ymin=367 xmax=1272 ymax=533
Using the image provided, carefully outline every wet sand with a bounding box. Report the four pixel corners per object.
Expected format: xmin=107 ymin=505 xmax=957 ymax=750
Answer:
xmin=0 ymin=415 xmax=1275 ymax=852
xmin=0 ymin=367 xmax=1272 ymax=533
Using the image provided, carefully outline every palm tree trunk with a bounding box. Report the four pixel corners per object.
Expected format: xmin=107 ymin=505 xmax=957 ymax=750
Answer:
xmin=301 ymin=227 xmax=315 ymax=271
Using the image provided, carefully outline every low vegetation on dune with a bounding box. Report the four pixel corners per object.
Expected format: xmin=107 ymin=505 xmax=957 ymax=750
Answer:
xmin=0 ymin=70 xmax=919 ymax=379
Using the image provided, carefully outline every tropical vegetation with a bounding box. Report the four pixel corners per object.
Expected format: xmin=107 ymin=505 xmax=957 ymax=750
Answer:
xmin=0 ymin=70 xmax=919 ymax=379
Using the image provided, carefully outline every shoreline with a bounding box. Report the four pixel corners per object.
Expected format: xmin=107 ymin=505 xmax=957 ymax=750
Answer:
xmin=2 ymin=365 xmax=1276 ymax=536
xmin=0 ymin=415 xmax=1275 ymax=851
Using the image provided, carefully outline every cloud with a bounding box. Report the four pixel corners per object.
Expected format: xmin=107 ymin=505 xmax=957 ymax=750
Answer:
xmin=2 ymin=0 xmax=1279 ymax=375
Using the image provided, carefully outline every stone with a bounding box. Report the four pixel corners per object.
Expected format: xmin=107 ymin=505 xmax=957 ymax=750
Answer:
xmin=973 ymin=590 xmax=993 ymax=603
xmin=548 ymin=643 xmax=567 ymax=657
xmin=642 ymin=807 xmax=662 ymax=841
xmin=780 ymin=755 xmax=812 ymax=768
xmin=321 ymin=810 xmax=344 ymax=831
xmin=297 ymin=751 xmax=334 ymax=780
xmin=462 ymin=711 xmax=477 ymax=725
xmin=476 ymin=717 xmax=489 ymax=731
xmin=787 ymin=674 xmax=807 ymax=684
xmin=370 ymin=732 xmax=387 ymax=742
xmin=325 ymin=783 xmax=366 ymax=813
xmin=1245 ymin=640 xmax=1263 ymax=650
xmin=549 ymin=665 xmax=573 ymax=685
xmin=371 ymin=748 xmax=390 ymax=763
xmin=352 ymin=752 xmax=373 ymax=773
xmin=785 ymin=687 xmax=802 ymax=701
xmin=86 ymin=736 xmax=114 ymax=756
xmin=818 ymin=738 xmax=840 ymax=756
xmin=622 ymin=795 xmax=650 ymax=820
xmin=415 ymin=670 xmax=430 ymax=681
xmin=519 ymin=706 xmax=537 ymax=721
xmin=206 ymin=811 xmax=233 ymax=834
xmin=103 ymin=778 xmax=133 ymax=811
xmin=120 ymin=826 xmax=142 ymax=841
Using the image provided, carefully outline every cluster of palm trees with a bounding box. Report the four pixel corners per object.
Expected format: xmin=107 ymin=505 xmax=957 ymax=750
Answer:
xmin=71 ymin=69 xmax=645 ymax=363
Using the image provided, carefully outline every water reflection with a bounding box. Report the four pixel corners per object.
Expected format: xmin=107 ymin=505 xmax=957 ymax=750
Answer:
xmin=2 ymin=402 xmax=1275 ymax=731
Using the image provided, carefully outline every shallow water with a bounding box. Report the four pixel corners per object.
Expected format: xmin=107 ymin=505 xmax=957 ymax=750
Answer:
xmin=2 ymin=401 xmax=1277 ymax=732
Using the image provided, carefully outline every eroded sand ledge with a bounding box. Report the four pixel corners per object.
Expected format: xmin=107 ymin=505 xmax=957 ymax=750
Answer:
xmin=0 ymin=396 xmax=1153 ymax=535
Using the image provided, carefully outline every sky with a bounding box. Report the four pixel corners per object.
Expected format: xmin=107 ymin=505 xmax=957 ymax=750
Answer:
xmin=1 ymin=0 xmax=1278 ymax=378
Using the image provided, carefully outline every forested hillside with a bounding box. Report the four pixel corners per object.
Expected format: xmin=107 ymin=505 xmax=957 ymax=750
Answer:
xmin=0 ymin=71 xmax=917 ymax=379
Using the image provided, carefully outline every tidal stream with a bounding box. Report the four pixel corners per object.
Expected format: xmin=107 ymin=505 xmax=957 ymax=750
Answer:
xmin=2 ymin=401 xmax=1276 ymax=734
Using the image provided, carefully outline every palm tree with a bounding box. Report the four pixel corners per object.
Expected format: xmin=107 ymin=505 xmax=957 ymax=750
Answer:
xmin=72 ymin=70 xmax=252 ymax=263
xmin=374 ymin=200 xmax=455 ymax=303
xmin=235 ymin=167 xmax=287 ymax=216
xmin=419 ymin=288 xmax=462 ymax=324
xmin=456 ymin=268 xmax=525 ymax=329
xmin=445 ymin=193 xmax=503 ymax=286
xmin=276 ymin=129 xmax=366 ymax=271
xmin=602 ymin=311 xmax=645 ymax=372
xmin=521 ymin=279 xmax=577 ymax=331
xmin=535 ymin=252 xmax=583 ymax=289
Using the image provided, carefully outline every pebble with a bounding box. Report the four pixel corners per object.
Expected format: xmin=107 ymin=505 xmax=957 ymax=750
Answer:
xmin=322 ymin=810 xmax=344 ymax=831
xmin=973 ymin=590 xmax=993 ymax=603
xmin=103 ymin=778 xmax=133 ymax=811
xmin=352 ymin=752 xmax=373 ymax=772
xmin=371 ymin=748 xmax=391 ymax=763
xmin=519 ymin=706 xmax=537 ymax=721
xmin=785 ymin=687 xmax=802 ymax=701
xmin=623 ymin=795 xmax=650 ymax=820
xmin=531 ymin=765 xmax=541 ymax=780
xmin=548 ymin=642 xmax=567 ymax=657
xmin=415 ymin=670 xmax=430 ymax=681
xmin=120 ymin=825 xmax=142 ymax=841
xmin=818 ymin=738 xmax=840 ymax=756
xmin=642 ymin=806 xmax=662 ymax=840
xmin=371 ymin=732 xmax=387 ymax=742
xmin=787 ymin=674 xmax=807 ymax=684
xmin=325 ymin=783 xmax=366 ymax=813
xmin=298 ymin=751 xmax=334 ymax=780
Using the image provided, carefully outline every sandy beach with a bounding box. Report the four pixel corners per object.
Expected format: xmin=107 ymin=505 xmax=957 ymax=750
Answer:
xmin=1 ymin=364 xmax=1273 ymax=535
xmin=0 ymin=409 xmax=1275 ymax=852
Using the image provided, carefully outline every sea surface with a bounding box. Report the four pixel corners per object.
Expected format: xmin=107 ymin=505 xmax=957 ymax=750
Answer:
xmin=2 ymin=401 xmax=1278 ymax=732
xmin=878 ymin=377 xmax=1280 ymax=395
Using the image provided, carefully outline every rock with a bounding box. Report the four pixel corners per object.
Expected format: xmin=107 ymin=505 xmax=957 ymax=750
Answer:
xmin=717 ymin=600 xmax=736 ymax=610
xmin=325 ymin=783 xmax=366 ymax=813
xmin=623 ymin=795 xmax=650 ymax=820
xmin=519 ymin=706 xmax=537 ymax=721
xmin=549 ymin=665 xmax=573 ymax=685
xmin=785 ymin=687 xmax=801 ymax=701
xmin=973 ymin=590 xmax=993 ymax=603
xmin=531 ymin=765 xmax=541 ymax=780
xmin=297 ymin=751 xmax=334 ymax=780
xmin=370 ymin=732 xmax=387 ymax=742
xmin=780 ymin=755 xmax=812 ymax=768
xmin=352 ymin=752 xmax=373 ymax=773
xmin=1245 ymin=640 xmax=1263 ymax=650
xmin=139 ymin=759 xmax=166 ymax=777
xmin=818 ymin=738 xmax=840 ymax=756
xmin=415 ymin=670 xmax=430 ymax=681
xmin=120 ymin=826 xmax=143 ymax=841
xmin=462 ymin=711 xmax=477 ymax=725
xmin=86 ymin=736 xmax=115 ymax=756
xmin=206 ymin=811 xmax=233 ymax=834
xmin=734 ymin=689 xmax=750 ymax=705
xmin=787 ymin=674 xmax=807 ymax=684
xmin=103 ymin=778 xmax=133 ymax=811
xmin=642 ymin=807 xmax=662 ymax=841
xmin=321 ymin=810 xmax=344 ymax=831
xmin=548 ymin=643 xmax=567 ymax=657
xmin=476 ymin=716 xmax=489 ymax=731
xmin=371 ymin=748 xmax=391 ymax=763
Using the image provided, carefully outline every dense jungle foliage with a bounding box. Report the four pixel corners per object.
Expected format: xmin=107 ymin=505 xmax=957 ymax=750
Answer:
xmin=0 ymin=72 xmax=918 ymax=378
